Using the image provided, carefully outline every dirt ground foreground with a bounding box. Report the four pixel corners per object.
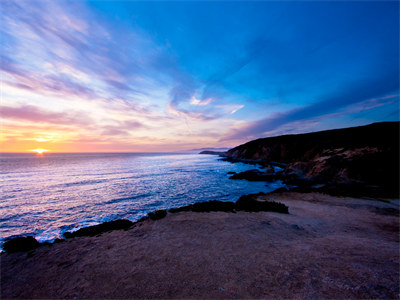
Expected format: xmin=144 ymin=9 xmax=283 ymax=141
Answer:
xmin=1 ymin=192 xmax=399 ymax=299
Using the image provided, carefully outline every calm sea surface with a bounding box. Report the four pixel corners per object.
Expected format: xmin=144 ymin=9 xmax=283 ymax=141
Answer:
xmin=0 ymin=152 xmax=284 ymax=247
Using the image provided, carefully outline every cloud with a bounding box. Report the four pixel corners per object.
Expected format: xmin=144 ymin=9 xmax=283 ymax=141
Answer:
xmin=216 ymin=104 xmax=245 ymax=114
xmin=167 ymin=78 xmax=245 ymax=121
xmin=2 ymin=0 xmax=241 ymax=125
xmin=167 ymin=101 xmax=220 ymax=121
xmin=0 ymin=104 xmax=93 ymax=126
xmin=100 ymin=126 xmax=130 ymax=137
xmin=222 ymin=67 xmax=399 ymax=141
xmin=0 ymin=0 xmax=172 ymax=104
xmin=167 ymin=75 xmax=218 ymax=120
xmin=190 ymin=96 xmax=212 ymax=106
xmin=100 ymin=119 xmax=146 ymax=136
xmin=1 ymin=59 xmax=99 ymax=100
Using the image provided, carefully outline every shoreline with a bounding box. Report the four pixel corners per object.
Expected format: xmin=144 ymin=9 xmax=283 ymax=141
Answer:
xmin=1 ymin=190 xmax=290 ymax=253
xmin=1 ymin=191 xmax=398 ymax=298
xmin=2 ymin=184 xmax=398 ymax=253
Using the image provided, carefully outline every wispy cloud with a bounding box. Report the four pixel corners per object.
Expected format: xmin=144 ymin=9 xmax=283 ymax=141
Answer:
xmin=0 ymin=104 xmax=94 ymax=126
xmin=190 ymin=96 xmax=212 ymax=106
xmin=1 ymin=0 xmax=155 ymax=102
xmin=222 ymin=68 xmax=399 ymax=141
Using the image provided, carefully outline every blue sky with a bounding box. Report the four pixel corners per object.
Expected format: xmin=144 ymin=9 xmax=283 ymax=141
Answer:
xmin=1 ymin=0 xmax=399 ymax=152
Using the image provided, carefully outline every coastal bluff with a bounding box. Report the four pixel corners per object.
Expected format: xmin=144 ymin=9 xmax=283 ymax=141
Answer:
xmin=218 ymin=122 xmax=399 ymax=197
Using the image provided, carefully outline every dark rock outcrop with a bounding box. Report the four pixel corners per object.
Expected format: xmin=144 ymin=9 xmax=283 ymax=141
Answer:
xmin=148 ymin=210 xmax=167 ymax=220
xmin=291 ymin=182 xmax=396 ymax=199
xmin=169 ymin=200 xmax=236 ymax=213
xmin=192 ymin=201 xmax=236 ymax=212
xmin=2 ymin=236 xmax=40 ymax=253
xmin=169 ymin=197 xmax=288 ymax=214
xmin=63 ymin=219 xmax=133 ymax=238
xmin=199 ymin=151 xmax=227 ymax=155
xmin=220 ymin=156 xmax=267 ymax=166
xmin=236 ymin=194 xmax=289 ymax=213
xmin=168 ymin=206 xmax=193 ymax=213
xmin=265 ymin=165 xmax=275 ymax=174
xmin=229 ymin=169 xmax=282 ymax=182
xmin=269 ymin=187 xmax=290 ymax=194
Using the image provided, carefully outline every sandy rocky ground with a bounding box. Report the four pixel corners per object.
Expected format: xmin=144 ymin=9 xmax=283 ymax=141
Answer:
xmin=1 ymin=192 xmax=399 ymax=299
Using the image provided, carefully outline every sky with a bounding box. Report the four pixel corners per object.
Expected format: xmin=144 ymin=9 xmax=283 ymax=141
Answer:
xmin=1 ymin=0 xmax=399 ymax=152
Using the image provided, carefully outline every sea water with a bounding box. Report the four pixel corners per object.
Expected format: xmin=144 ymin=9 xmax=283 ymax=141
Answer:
xmin=0 ymin=152 xmax=284 ymax=247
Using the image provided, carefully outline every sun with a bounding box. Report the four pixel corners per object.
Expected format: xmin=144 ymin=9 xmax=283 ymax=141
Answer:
xmin=31 ymin=148 xmax=49 ymax=154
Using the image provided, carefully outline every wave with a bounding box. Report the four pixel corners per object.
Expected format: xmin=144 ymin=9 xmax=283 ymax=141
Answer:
xmin=54 ymin=179 xmax=108 ymax=188
xmin=103 ymin=194 xmax=152 ymax=205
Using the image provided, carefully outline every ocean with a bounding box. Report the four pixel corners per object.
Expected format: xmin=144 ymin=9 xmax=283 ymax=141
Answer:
xmin=0 ymin=152 xmax=285 ymax=248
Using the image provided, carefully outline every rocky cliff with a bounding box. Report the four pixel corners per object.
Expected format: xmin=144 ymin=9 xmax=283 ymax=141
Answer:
xmin=225 ymin=122 xmax=399 ymax=196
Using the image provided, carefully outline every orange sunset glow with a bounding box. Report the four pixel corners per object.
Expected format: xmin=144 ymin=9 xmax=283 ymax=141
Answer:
xmin=31 ymin=148 xmax=49 ymax=154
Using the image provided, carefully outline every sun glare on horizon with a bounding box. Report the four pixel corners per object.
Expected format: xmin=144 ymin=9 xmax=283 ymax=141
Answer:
xmin=31 ymin=149 xmax=49 ymax=154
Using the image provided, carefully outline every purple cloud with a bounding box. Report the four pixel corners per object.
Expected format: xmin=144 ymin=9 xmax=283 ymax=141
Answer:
xmin=0 ymin=104 xmax=94 ymax=126
xmin=222 ymin=67 xmax=399 ymax=141
xmin=1 ymin=0 xmax=167 ymax=105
